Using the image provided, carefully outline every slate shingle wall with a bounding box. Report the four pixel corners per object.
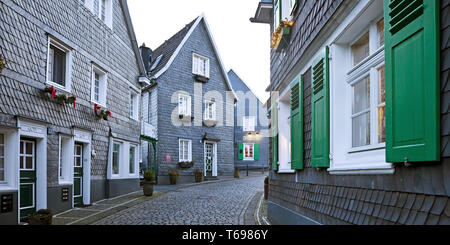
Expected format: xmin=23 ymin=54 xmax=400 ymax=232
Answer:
xmin=0 ymin=0 xmax=141 ymax=187
xmin=268 ymin=0 xmax=450 ymax=225
xmin=155 ymin=21 xmax=234 ymax=180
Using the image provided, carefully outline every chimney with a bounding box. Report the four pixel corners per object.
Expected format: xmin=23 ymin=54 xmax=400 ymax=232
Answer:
xmin=139 ymin=43 xmax=153 ymax=75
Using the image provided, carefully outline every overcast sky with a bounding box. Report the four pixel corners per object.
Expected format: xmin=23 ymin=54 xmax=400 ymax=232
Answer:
xmin=127 ymin=0 xmax=271 ymax=102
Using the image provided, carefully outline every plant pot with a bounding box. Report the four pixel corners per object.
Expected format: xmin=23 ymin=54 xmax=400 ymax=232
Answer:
xmin=264 ymin=184 xmax=269 ymax=200
xmin=28 ymin=210 xmax=53 ymax=225
xmin=169 ymin=175 xmax=178 ymax=185
xmin=143 ymin=181 xmax=154 ymax=196
xmin=194 ymin=175 xmax=203 ymax=183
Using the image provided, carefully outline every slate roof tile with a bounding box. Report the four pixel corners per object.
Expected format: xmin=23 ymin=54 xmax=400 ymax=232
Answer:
xmin=397 ymin=193 xmax=408 ymax=208
xmin=391 ymin=207 xmax=402 ymax=223
xmin=425 ymin=214 xmax=440 ymax=225
xmin=430 ymin=196 xmax=448 ymax=215
xmin=420 ymin=196 xmax=436 ymax=213
xmin=412 ymin=195 xmax=425 ymax=210
xmin=364 ymin=191 xmax=372 ymax=202
xmin=384 ymin=206 xmax=395 ymax=221
xmin=413 ymin=212 xmax=428 ymax=225
xmin=370 ymin=190 xmax=378 ymax=203
xmin=376 ymin=191 xmax=385 ymax=204
xmin=383 ymin=192 xmax=392 ymax=206
xmin=438 ymin=216 xmax=450 ymax=225
xmin=405 ymin=210 xmax=418 ymax=225
xmin=150 ymin=18 xmax=197 ymax=77
xmin=404 ymin=194 xmax=416 ymax=209
xmin=378 ymin=206 xmax=388 ymax=219
xmin=349 ymin=199 xmax=355 ymax=210
xmin=375 ymin=218 xmax=384 ymax=225
xmin=398 ymin=209 xmax=410 ymax=224
xmin=389 ymin=192 xmax=400 ymax=206
xmin=372 ymin=204 xmax=381 ymax=217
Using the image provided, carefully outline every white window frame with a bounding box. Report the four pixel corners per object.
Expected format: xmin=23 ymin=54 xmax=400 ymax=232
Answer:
xmin=91 ymin=65 xmax=108 ymax=107
xmin=112 ymin=141 xmax=121 ymax=176
xmin=58 ymin=135 xmax=74 ymax=185
xmin=204 ymin=100 xmax=216 ymax=121
xmin=179 ymin=139 xmax=192 ymax=162
xmin=84 ymin=0 xmax=113 ymax=28
xmin=192 ymin=53 xmax=210 ymax=78
xmin=130 ymin=90 xmax=139 ymax=120
xmin=129 ymin=145 xmax=137 ymax=175
xmin=243 ymin=116 xmax=256 ymax=132
xmin=273 ymin=0 xmax=280 ymax=30
xmin=289 ymin=0 xmax=297 ymax=16
xmin=328 ymin=0 xmax=392 ymax=175
xmin=178 ymin=93 xmax=192 ymax=117
xmin=243 ymin=143 xmax=255 ymax=161
xmin=46 ymin=37 xmax=73 ymax=93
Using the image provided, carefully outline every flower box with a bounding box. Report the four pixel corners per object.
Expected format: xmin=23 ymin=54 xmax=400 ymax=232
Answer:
xmin=271 ymin=20 xmax=294 ymax=52
xmin=178 ymin=161 xmax=194 ymax=169
xmin=194 ymin=74 xmax=209 ymax=83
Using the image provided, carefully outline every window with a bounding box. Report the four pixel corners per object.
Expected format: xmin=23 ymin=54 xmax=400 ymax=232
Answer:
xmin=273 ymin=0 xmax=280 ymax=29
xmin=20 ymin=140 xmax=35 ymax=171
xmin=91 ymin=65 xmax=107 ymax=106
xmin=178 ymin=93 xmax=191 ymax=117
xmin=47 ymin=38 xmax=72 ymax=91
xmin=112 ymin=142 xmax=120 ymax=175
xmin=58 ymin=136 xmax=73 ymax=182
xmin=85 ymin=0 xmax=112 ymax=28
xmin=179 ymin=139 xmax=192 ymax=162
xmin=129 ymin=145 xmax=136 ymax=174
xmin=130 ymin=91 xmax=139 ymax=120
xmin=192 ymin=53 xmax=210 ymax=78
xmin=348 ymin=18 xmax=385 ymax=151
xmin=243 ymin=116 xmax=256 ymax=132
xmin=328 ymin=0 xmax=390 ymax=174
xmin=204 ymin=100 xmax=216 ymax=121
xmin=244 ymin=144 xmax=254 ymax=161
xmin=0 ymin=134 xmax=4 ymax=182
xmin=289 ymin=0 xmax=297 ymax=15
xmin=351 ymin=32 xmax=370 ymax=66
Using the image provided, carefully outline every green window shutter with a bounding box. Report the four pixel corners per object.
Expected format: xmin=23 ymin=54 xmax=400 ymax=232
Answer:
xmin=290 ymin=76 xmax=304 ymax=170
xmin=254 ymin=144 xmax=260 ymax=161
xmin=272 ymin=103 xmax=279 ymax=171
xmin=238 ymin=143 xmax=244 ymax=160
xmin=385 ymin=0 xmax=440 ymax=163
xmin=311 ymin=46 xmax=330 ymax=168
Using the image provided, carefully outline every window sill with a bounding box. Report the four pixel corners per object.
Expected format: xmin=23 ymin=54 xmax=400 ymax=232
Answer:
xmin=46 ymin=81 xmax=71 ymax=94
xmin=58 ymin=180 xmax=74 ymax=186
xmin=328 ymin=162 xmax=394 ymax=175
xmin=277 ymin=169 xmax=295 ymax=174
xmin=348 ymin=143 xmax=385 ymax=154
xmin=91 ymin=101 xmax=107 ymax=109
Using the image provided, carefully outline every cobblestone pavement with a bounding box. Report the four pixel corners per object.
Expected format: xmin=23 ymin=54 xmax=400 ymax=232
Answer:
xmin=93 ymin=176 xmax=265 ymax=225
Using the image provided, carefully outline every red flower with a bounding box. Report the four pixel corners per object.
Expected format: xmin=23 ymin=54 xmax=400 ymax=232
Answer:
xmin=108 ymin=111 xmax=113 ymax=118
xmin=72 ymin=96 xmax=76 ymax=109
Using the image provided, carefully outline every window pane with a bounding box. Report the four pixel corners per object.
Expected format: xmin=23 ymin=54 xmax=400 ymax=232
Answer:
xmin=20 ymin=141 xmax=24 ymax=154
xmin=351 ymin=32 xmax=370 ymax=66
xmin=25 ymin=157 xmax=33 ymax=169
xmin=48 ymin=48 xmax=54 ymax=82
xmin=101 ymin=0 xmax=106 ymax=21
xmin=94 ymin=73 xmax=100 ymax=102
xmin=352 ymin=77 xmax=370 ymax=114
xmin=378 ymin=66 xmax=385 ymax=104
xmin=377 ymin=18 xmax=385 ymax=47
xmin=352 ymin=112 xmax=370 ymax=148
xmin=94 ymin=0 xmax=99 ymax=16
xmin=53 ymin=47 xmax=66 ymax=86
xmin=378 ymin=106 xmax=386 ymax=143
xmin=129 ymin=147 xmax=135 ymax=174
xmin=113 ymin=143 xmax=120 ymax=175
xmin=26 ymin=142 xmax=33 ymax=155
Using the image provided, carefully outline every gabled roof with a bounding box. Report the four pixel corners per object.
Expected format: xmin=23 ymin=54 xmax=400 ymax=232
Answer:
xmin=119 ymin=0 xmax=147 ymax=78
xmin=227 ymin=69 xmax=264 ymax=105
xmin=150 ymin=14 xmax=238 ymax=100
xmin=150 ymin=18 xmax=197 ymax=76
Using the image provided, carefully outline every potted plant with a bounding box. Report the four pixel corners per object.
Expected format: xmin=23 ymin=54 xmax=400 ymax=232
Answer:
xmin=28 ymin=209 xmax=53 ymax=225
xmin=179 ymin=161 xmax=194 ymax=169
xmin=143 ymin=169 xmax=156 ymax=196
xmin=0 ymin=54 xmax=9 ymax=73
xmin=193 ymin=168 xmax=203 ymax=183
xmin=168 ymin=168 xmax=179 ymax=185
xmin=264 ymin=176 xmax=269 ymax=200
xmin=234 ymin=167 xmax=240 ymax=179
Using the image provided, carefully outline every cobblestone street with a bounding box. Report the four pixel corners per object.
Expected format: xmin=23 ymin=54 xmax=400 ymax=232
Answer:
xmin=93 ymin=176 xmax=265 ymax=225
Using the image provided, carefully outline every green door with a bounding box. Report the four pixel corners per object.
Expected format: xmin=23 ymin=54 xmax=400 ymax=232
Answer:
xmin=74 ymin=143 xmax=83 ymax=206
xmin=19 ymin=139 xmax=36 ymax=221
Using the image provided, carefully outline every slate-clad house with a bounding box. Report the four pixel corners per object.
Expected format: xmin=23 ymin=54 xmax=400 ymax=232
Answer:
xmin=140 ymin=14 xmax=237 ymax=184
xmin=227 ymin=70 xmax=269 ymax=171
xmin=0 ymin=0 xmax=149 ymax=224
xmin=252 ymin=0 xmax=450 ymax=225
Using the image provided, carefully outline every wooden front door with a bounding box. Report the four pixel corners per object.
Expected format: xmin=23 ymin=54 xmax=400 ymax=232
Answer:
xmin=73 ymin=143 xmax=83 ymax=206
xmin=19 ymin=139 xmax=36 ymax=221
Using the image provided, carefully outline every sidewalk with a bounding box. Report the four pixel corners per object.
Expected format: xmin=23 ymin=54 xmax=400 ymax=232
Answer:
xmin=52 ymin=173 xmax=267 ymax=225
